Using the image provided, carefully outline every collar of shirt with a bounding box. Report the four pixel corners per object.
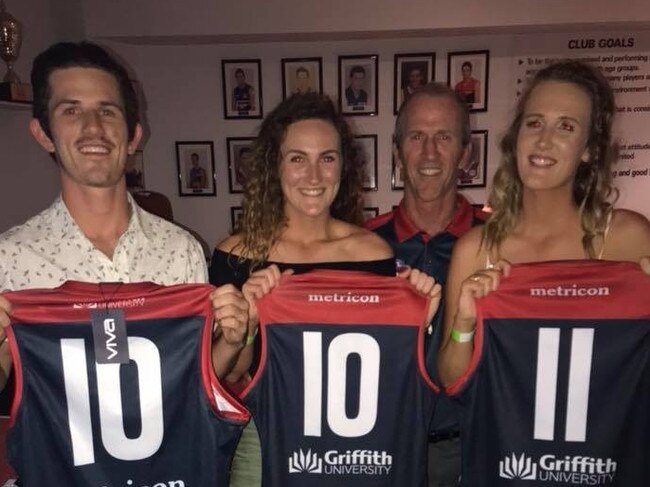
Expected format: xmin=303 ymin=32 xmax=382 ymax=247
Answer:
xmin=393 ymin=194 xmax=476 ymax=243
xmin=53 ymin=193 xmax=151 ymax=249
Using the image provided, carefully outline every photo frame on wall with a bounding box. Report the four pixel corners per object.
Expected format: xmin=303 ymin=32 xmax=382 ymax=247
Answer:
xmin=391 ymin=153 xmax=404 ymax=190
xmin=394 ymin=53 xmax=435 ymax=114
xmin=363 ymin=207 xmax=379 ymax=221
xmin=226 ymin=137 xmax=254 ymax=194
xmin=355 ymin=134 xmax=378 ymax=191
xmin=281 ymin=57 xmax=323 ymax=99
xmin=338 ymin=55 xmax=378 ymax=116
xmin=125 ymin=150 xmax=145 ymax=190
xmin=230 ymin=206 xmax=243 ymax=233
xmin=458 ymin=130 xmax=488 ymax=188
xmin=175 ymin=141 xmax=216 ymax=197
xmin=447 ymin=50 xmax=489 ymax=112
xmin=222 ymin=59 xmax=263 ymax=119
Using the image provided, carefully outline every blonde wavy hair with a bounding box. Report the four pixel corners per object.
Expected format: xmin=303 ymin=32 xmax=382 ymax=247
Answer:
xmin=484 ymin=60 xmax=618 ymax=258
xmin=235 ymin=92 xmax=365 ymax=266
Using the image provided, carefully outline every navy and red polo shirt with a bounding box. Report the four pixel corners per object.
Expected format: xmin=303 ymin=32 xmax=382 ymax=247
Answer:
xmin=366 ymin=194 xmax=487 ymax=432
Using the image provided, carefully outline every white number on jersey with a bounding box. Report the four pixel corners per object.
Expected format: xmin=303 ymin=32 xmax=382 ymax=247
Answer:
xmin=303 ymin=332 xmax=380 ymax=438
xmin=61 ymin=337 xmax=164 ymax=466
xmin=534 ymin=328 xmax=594 ymax=442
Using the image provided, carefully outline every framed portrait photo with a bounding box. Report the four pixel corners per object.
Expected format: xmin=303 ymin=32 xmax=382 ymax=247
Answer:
xmin=355 ymin=134 xmax=378 ymax=191
xmin=458 ymin=130 xmax=488 ymax=188
xmin=125 ymin=150 xmax=145 ymax=190
xmin=175 ymin=141 xmax=216 ymax=197
xmin=363 ymin=207 xmax=379 ymax=221
xmin=281 ymin=57 xmax=323 ymax=100
xmin=394 ymin=53 xmax=435 ymax=114
xmin=226 ymin=137 xmax=254 ymax=194
xmin=222 ymin=59 xmax=263 ymax=119
xmin=447 ymin=50 xmax=489 ymax=112
xmin=338 ymin=54 xmax=378 ymax=116
xmin=391 ymin=153 xmax=404 ymax=190
xmin=230 ymin=206 xmax=243 ymax=234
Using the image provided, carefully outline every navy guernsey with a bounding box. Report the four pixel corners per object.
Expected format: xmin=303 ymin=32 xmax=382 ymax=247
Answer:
xmin=448 ymin=261 xmax=650 ymax=486
xmin=5 ymin=281 xmax=249 ymax=487
xmin=242 ymin=270 xmax=438 ymax=486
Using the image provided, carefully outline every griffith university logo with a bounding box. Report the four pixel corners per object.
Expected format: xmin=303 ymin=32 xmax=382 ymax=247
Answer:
xmin=500 ymin=453 xmax=537 ymax=480
xmin=289 ymin=449 xmax=323 ymax=473
xmin=499 ymin=452 xmax=617 ymax=484
xmin=288 ymin=448 xmax=392 ymax=476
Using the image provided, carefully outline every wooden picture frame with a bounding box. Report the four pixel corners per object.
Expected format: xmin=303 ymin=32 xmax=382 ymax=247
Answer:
xmin=447 ymin=50 xmax=489 ymax=112
xmin=222 ymin=59 xmax=263 ymax=119
xmin=394 ymin=52 xmax=435 ymax=114
xmin=355 ymin=134 xmax=378 ymax=191
xmin=391 ymin=152 xmax=404 ymax=190
xmin=458 ymin=130 xmax=488 ymax=188
xmin=281 ymin=57 xmax=323 ymax=99
xmin=175 ymin=141 xmax=216 ymax=196
xmin=230 ymin=206 xmax=243 ymax=233
xmin=338 ymin=54 xmax=379 ymax=116
xmin=125 ymin=150 xmax=145 ymax=190
xmin=226 ymin=137 xmax=254 ymax=194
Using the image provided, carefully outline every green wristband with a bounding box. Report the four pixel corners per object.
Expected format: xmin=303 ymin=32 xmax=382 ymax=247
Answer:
xmin=450 ymin=328 xmax=475 ymax=343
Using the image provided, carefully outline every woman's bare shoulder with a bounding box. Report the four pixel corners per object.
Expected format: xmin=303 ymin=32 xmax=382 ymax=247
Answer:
xmin=216 ymin=234 xmax=242 ymax=253
xmin=341 ymin=223 xmax=393 ymax=260
xmin=605 ymin=209 xmax=650 ymax=261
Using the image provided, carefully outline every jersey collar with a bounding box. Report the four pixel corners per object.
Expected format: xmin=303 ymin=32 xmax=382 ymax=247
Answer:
xmin=394 ymin=194 xmax=476 ymax=243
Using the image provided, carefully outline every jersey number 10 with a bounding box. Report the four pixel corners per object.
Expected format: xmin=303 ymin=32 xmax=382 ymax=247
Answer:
xmin=302 ymin=332 xmax=380 ymax=438
xmin=60 ymin=337 xmax=164 ymax=466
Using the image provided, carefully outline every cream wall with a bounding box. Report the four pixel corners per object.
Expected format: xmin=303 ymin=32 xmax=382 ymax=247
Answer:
xmin=0 ymin=0 xmax=84 ymax=231
xmin=82 ymin=0 xmax=650 ymax=39
xmin=2 ymin=0 xmax=650 ymax=246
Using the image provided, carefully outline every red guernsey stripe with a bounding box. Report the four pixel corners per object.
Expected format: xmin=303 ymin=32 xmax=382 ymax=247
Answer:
xmin=446 ymin=259 xmax=650 ymax=396
xmin=258 ymin=270 xmax=429 ymax=326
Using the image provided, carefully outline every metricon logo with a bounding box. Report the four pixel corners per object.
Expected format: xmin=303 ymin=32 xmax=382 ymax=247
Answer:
xmin=307 ymin=292 xmax=380 ymax=304
xmin=529 ymin=284 xmax=609 ymax=297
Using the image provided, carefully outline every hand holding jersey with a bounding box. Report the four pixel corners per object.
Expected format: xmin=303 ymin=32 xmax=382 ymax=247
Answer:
xmin=242 ymin=265 xmax=442 ymax=332
xmin=0 ymin=296 xmax=11 ymax=391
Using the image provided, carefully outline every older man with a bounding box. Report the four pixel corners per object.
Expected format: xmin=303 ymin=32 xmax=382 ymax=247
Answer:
xmin=367 ymin=82 xmax=486 ymax=487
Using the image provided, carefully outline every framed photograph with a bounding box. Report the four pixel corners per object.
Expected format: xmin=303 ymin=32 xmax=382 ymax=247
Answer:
xmin=458 ymin=130 xmax=488 ymax=188
xmin=222 ymin=59 xmax=263 ymax=119
xmin=230 ymin=206 xmax=243 ymax=233
xmin=355 ymin=134 xmax=378 ymax=191
xmin=447 ymin=50 xmax=489 ymax=112
xmin=363 ymin=207 xmax=379 ymax=221
xmin=125 ymin=150 xmax=145 ymax=190
xmin=391 ymin=153 xmax=404 ymax=190
xmin=338 ymin=55 xmax=378 ymax=116
xmin=281 ymin=57 xmax=323 ymax=99
xmin=175 ymin=141 xmax=216 ymax=197
xmin=226 ymin=137 xmax=254 ymax=193
xmin=394 ymin=53 xmax=435 ymax=114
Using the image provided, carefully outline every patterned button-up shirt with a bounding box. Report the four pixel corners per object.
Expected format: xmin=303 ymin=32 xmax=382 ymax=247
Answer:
xmin=0 ymin=194 xmax=208 ymax=291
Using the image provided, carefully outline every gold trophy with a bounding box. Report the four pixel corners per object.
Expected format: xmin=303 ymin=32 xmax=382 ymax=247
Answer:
xmin=0 ymin=0 xmax=31 ymax=102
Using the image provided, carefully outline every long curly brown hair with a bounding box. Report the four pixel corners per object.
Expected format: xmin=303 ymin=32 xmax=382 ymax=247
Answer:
xmin=484 ymin=60 xmax=618 ymax=257
xmin=236 ymin=92 xmax=365 ymax=264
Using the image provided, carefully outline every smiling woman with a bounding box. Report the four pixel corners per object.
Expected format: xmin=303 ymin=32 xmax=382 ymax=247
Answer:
xmin=208 ymin=92 xmax=396 ymax=485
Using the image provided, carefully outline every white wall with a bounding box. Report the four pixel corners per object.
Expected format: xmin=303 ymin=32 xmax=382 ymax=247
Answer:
xmin=3 ymin=0 xmax=650 ymax=244
xmin=0 ymin=0 xmax=84 ymax=232
xmin=104 ymin=26 xmax=650 ymax=248
xmin=83 ymin=0 xmax=650 ymax=39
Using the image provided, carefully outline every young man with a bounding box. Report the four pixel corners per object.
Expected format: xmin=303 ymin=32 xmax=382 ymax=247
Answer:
xmin=366 ymin=82 xmax=486 ymax=487
xmin=0 ymin=42 xmax=247 ymax=391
